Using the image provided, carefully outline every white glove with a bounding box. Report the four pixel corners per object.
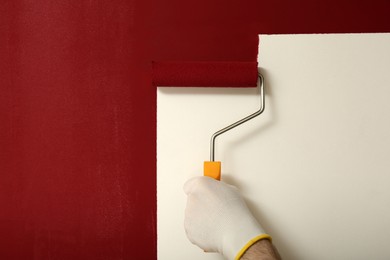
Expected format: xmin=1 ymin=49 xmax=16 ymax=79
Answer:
xmin=184 ymin=176 xmax=271 ymax=260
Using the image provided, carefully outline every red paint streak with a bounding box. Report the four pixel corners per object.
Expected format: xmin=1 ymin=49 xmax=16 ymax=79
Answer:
xmin=1 ymin=0 xmax=389 ymax=259
xmin=152 ymin=61 xmax=258 ymax=87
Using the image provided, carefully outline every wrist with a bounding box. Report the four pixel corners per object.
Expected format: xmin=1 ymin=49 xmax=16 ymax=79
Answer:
xmin=240 ymin=238 xmax=281 ymax=260
xmin=221 ymin=208 xmax=270 ymax=260
xmin=235 ymin=234 xmax=272 ymax=260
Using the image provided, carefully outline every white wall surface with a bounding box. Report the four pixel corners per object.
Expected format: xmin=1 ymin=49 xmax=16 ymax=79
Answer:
xmin=157 ymin=33 xmax=390 ymax=260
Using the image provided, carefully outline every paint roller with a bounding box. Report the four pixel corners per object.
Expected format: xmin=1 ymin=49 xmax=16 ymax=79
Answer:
xmin=153 ymin=61 xmax=265 ymax=180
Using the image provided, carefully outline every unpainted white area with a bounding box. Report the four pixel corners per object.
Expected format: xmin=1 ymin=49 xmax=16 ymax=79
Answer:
xmin=157 ymin=33 xmax=390 ymax=260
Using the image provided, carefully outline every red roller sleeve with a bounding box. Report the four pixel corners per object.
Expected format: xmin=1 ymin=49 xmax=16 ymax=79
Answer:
xmin=152 ymin=61 xmax=258 ymax=87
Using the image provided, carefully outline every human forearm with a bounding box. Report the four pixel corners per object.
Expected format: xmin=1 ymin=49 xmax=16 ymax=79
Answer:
xmin=241 ymin=239 xmax=281 ymax=260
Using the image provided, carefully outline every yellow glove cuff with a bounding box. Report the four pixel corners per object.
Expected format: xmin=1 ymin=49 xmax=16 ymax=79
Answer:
xmin=234 ymin=234 xmax=272 ymax=260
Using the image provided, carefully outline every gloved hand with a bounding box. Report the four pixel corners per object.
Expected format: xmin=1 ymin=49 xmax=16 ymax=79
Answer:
xmin=184 ymin=176 xmax=271 ymax=260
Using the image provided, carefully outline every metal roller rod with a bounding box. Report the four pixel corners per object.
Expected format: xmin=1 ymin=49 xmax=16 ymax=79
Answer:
xmin=210 ymin=74 xmax=265 ymax=161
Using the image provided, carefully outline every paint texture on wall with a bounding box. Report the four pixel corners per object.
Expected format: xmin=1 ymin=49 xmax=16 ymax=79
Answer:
xmin=1 ymin=0 xmax=390 ymax=259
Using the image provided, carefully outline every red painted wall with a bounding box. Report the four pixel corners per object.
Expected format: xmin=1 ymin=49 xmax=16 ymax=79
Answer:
xmin=1 ymin=1 xmax=389 ymax=259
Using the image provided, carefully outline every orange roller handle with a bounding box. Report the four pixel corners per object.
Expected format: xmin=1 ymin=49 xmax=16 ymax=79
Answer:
xmin=204 ymin=161 xmax=221 ymax=180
